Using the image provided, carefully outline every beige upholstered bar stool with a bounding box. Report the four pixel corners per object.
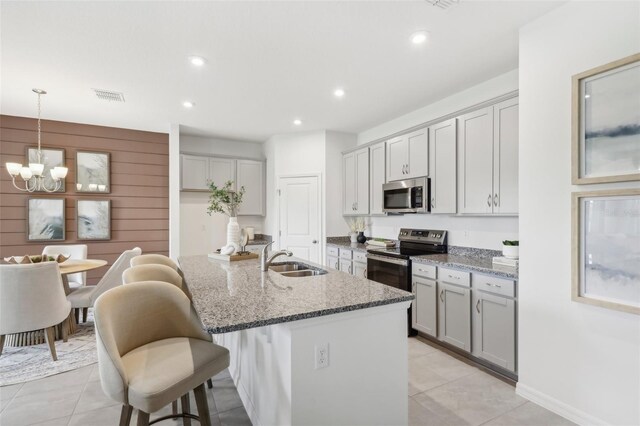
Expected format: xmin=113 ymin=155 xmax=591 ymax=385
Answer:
xmin=130 ymin=254 xmax=178 ymax=270
xmin=94 ymin=281 xmax=229 ymax=426
xmin=122 ymin=264 xmax=183 ymax=289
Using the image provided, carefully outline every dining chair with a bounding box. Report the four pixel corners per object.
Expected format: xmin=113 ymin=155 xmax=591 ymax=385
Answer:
xmin=0 ymin=262 xmax=71 ymax=360
xmin=122 ymin=264 xmax=183 ymax=289
xmin=43 ymin=244 xmax=88 ymax=291
xmin=130 ymin=254 xmax=178 ymax=270
xmin=94 ymin=281 xmax=229 ymax=426
xmin=67 ymin=247 xmax=142 ymax=323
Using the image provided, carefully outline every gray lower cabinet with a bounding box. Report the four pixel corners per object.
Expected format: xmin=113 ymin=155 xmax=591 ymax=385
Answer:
xmin=326 ymin=255 xmax=339 ymax=270
xmin=437 ymin=281 xmax=471 ymax=351
xmin=412 ymin=276 xmax=437 ymax=337
xmin=472 ymin=289 xmax=516 ymax=372
xmin=339 ymin=259 xmax=352 ymax=274
xmin=353 ymin=261 xmax=367 ymax=279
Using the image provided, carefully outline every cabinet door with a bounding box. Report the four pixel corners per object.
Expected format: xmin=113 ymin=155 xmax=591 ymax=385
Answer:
xmin=493 ymin=98 xmax=519 ymax=215
xmin=209 ymin=157 xmax=236 ymax=190
xmin=386 ymin=136 xmax=408 ymax=182
xmin=237 ymin=160 xmax=264 ymax=216
xmin=437 ymin=282 xmax=471 ymax=351
xmin=407 ymin=128 xmax=428 ymax=178
xmin=339 ymin=259 xmax=352 ymax=274
xmin=412 ymin=276 xmax=437 ymax=337
xmin=355 ymin=148 xmax=370 ymax=214
xmin=369 ymin=142 xmax=386 ymax=215
xmin=472 ymin=291 xmax=516 ymax=372
xmin=343 ymin=152 xmax=357 ymax=215
xmin=326 ymin=255 xmax=340 ymax=270
xmin=353 ymin=261 xmax=367 ymax=278
xmin=429 ymin=119 xmax=457 ymax=214
xmin=181 ymin=155 xmax=209 ymax=191
xmin=458 ymin=107 xmax=494 ymax=214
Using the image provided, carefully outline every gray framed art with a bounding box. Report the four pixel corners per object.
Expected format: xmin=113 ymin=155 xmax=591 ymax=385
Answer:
xmin=26 ymin=147 xmax=66 ymax=192
xmin=572 ymin=53 xmax=640 ymax=184
xmin=27 ymin=198 xmax=65 ymax=241
xmin=77 ymin=199 xmax=111 ymax=240
xmin=572 ymin=188 xmax=640 ymax=315
xmin=76 ymin=151 xmax=110 ymax=193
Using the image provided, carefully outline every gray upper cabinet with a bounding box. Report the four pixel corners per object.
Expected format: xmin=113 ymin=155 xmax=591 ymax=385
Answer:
xmin=428 ymin=118 xmax=457 ymax=214
xmin=343 ymin=147 xmax=369 ymax=215
xmin=458 ymin=97 xmax=519 ymax=215
xmin=181 ymin=154 xmax=210 ymax=191
xmin=369 ymin=141 xmax=386 ymax=215
xmin=386 ymin=128 xmax=428 ymax=182
xmin=209 ymin=157 xmax=236 ymax=190
xmin=237 ymin=159 xmax=264 ymax=216
xmin=437 ymin=281 xmax=471 ymax=351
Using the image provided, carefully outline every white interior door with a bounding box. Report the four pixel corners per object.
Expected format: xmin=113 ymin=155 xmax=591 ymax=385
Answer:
xmin=278 ymin=175 xmax=321 ymax=263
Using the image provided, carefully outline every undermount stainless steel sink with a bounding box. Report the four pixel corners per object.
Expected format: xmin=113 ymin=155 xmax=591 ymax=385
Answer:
xmin=269 ymin=262 xmax=328 ymax=277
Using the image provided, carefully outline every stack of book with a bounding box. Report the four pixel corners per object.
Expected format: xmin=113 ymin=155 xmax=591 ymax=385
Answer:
xmin=492 ymin=256 xmax=519 ymax=269
xmin=365 ymin=239 xmax=396 ymax=248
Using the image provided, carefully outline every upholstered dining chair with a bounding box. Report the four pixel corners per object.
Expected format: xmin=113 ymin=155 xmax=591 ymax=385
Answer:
xmin=94 ymin=281 xmax=229 ymax=426
xmin=122 ymin=264 xmax=183 ymax=289
xmin=130 ymin=254 xmax=178 ymax=270
xmin=43 ymin=244 xmax=88 ymax=291
xmin=0 ymin=262 xmax=71 ymax=360
xmin=67 ymin=247 xmax=142 ymax=323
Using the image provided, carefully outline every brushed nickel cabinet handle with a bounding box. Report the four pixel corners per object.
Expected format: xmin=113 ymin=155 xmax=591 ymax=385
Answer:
xmin=476 ymin=299 xmax=481 ymax=313
xmin=364 ymin=268 xmax=367 ymax=278
xmin=494 ymin=193 xmax=499 ymax=207
xmin=431 ymin=198 xmax=435 ymax=209
xmin=487 ymin=194 xmax=491 ymax=207
xmin=439 ymin=290 xmax=444 ymax=302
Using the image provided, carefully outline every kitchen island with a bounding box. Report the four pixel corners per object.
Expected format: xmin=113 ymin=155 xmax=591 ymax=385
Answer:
xmin=179 ymin=255 xmax=414 ymax=426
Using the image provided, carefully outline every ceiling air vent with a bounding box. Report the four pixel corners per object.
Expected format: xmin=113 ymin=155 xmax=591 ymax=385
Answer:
xmin=425 ymin=0 xmax=459 ymax=9
xmin=92 ymin=88 xmax=125 ymax=102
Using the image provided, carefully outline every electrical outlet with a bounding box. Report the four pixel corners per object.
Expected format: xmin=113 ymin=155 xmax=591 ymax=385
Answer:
xmin=315 ymin=343 xmax=329 ymax=369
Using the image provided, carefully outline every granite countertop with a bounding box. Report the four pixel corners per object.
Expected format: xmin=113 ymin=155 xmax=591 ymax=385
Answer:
xmin=326 ymin=236 xmax=396 ymax=252
xmin=245 ymin=234 xmax=271 ymax=246
xmin=411 ymin=253 xmax=518 ymax=280
xmin=179 ymin=255 xmax=414 ymax=334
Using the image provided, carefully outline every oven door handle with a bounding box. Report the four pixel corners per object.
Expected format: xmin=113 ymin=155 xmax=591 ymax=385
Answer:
xmin=366 ymin=253 xmax=408 ymax=266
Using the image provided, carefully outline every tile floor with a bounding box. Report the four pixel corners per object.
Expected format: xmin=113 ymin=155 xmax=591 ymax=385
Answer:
xmin=0 ymin=337 xmax=573 ymax=426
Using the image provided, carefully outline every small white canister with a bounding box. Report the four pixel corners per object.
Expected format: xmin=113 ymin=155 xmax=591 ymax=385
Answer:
xmin=245 ymin=227 xmax=255 ymax=240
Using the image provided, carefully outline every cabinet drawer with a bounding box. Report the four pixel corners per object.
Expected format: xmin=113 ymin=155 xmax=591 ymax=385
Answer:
xmin=326 ymin=255 xmax=339 ymax=270
xmin=353 ymin=250 xmax=367 ymax=263
xmin=439 ymin=267 xmax=470 ymax=287
xmin=339 ymin=259 xmax=353 ymax=274
xmin=473 ymin=275 xmax=515 ymax=298
xmin=327 ymin=246 xmax=339 ymax=257
xmin=339 ymin=249 xmax=353 ymax=260
xmin=413 ymin=264 xmax=436 ymax=280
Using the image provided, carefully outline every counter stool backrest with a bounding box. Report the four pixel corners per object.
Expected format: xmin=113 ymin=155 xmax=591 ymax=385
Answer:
xmin=130 ymin=254 xmax=178 ymax=271
xmin=122 ymin=264 xmax=183 ymax=289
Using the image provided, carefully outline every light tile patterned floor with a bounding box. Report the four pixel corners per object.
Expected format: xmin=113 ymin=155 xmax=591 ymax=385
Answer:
xmin=0 ymin=337 xmax=573 ymax=425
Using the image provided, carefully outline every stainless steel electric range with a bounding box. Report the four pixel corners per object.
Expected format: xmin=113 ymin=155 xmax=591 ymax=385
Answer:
xmin=366 ymin=228 xmax=447 ymax=334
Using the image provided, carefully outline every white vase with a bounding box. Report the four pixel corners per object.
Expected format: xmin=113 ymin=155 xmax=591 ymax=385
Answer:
xmin=350 ymin=233 xmax=358 ymax=243
xmin=226 ymin=217 xmax=241 ymax=253
xmin=502 ymin=245 xmax=519 ymax=259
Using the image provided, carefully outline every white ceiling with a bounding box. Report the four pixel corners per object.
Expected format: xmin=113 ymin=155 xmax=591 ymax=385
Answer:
xmin=1 ymin=1 xmax=563 ymax=142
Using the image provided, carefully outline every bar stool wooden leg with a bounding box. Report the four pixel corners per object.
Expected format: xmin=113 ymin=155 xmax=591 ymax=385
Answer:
xmin=74 ymin=309 xmax=80 ymax=324
xmin=43 ymin=326 xmax=57 ymax=361
xmin=0 ymin=335 xmax=5 ymax=355
xmin=119 ymin=405 xmax=133 ymax=426
xmin=207 ymin=378 xmax=213 ymax=389
xmin=171 ymin=400 xmax=178 ymax=416
xmin=82 ymin=308 xmax=88 ymax=323
xmin=61 ymin=320 xmax=68 ymax=343
xmin=136 ymin=410 xmax=150 ymax=426
xmin=180 ymin=394 xmax=191 ymax=426
xmin=193 ymin=384 xmax=211 ymax=426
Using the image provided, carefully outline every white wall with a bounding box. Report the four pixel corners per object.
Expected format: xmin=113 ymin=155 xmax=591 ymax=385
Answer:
xmin=356 ymin=70 xmax=519 ymax=249
xmin=517 ymin=2 xmax=640 ymax=425
xmin=179 ymin=135 xmax=265 ymax=255
xmin=169 ymin=124 xmax=181 ymax=259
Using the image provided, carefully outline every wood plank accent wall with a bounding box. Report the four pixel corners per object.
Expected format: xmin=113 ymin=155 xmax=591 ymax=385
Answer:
xmin=0 ymin=115 xmax=169 ymax=284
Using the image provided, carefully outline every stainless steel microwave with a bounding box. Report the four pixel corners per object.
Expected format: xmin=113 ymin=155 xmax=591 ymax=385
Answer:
xmin=382 ymin=177 xmax=430 ymax=214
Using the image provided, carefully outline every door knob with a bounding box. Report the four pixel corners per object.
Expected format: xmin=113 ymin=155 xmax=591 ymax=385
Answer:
xmin=312 ymin=240 xmax=318 ymax=244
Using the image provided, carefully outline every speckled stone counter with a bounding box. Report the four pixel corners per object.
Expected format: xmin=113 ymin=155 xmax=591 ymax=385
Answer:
xmin=411 ymin=253 xmax=518 ymax=280
xmin=245 ymin=234 xmax=271 ymax=246
xmin=179 ymin=254 xmax=414 ymax=333
xmin=325 ymin=237 xmax=368 ymax=252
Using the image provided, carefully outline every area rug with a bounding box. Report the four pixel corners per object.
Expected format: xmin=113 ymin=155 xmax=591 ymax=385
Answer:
xmin=0 ymin=312 xmax=97 ymax=386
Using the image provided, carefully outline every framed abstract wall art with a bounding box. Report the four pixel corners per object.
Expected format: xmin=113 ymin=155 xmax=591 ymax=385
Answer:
xmin=76 ymin=151 xmax=110 ymax=193
xmin=27 ymin=198 xmax=65 ymax=241
xmin=572 ymin=53 xmax=640 ymax=184
xmin=77 ymin=199 xmax=111 ymax=240
xmin=572 ymin=188 xmax=640 ymax=315
xmin=26 ymin=147 xmax=66 ymax=192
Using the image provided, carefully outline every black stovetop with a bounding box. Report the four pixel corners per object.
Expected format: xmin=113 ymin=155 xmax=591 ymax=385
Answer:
xmin=367 ymin=228 xmax=448 ymax=260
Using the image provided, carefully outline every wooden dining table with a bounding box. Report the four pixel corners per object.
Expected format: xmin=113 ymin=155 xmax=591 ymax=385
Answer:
xmin=5 ymin=259 xmax=108 ymax=348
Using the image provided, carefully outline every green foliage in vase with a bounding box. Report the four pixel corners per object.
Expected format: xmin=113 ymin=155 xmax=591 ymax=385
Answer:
xmin=207 ymin=180 xmax=246 ymax=217
xmin=502 ymin=240 xmax=519 ymax=246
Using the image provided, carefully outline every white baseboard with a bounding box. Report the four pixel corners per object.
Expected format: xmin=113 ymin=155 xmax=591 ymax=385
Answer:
xmin=516 ymin=382 xmax=607 ymax=426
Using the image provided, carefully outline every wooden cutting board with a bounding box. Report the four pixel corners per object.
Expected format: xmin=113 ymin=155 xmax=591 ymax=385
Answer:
xmin=208 ymin=252 xmax=259 ymax=262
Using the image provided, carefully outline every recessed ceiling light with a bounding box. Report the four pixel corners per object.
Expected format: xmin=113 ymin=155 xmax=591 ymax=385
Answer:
xmin=183 ymin=101 xmax=195 ymax=108
xmin=411 ymin=31 xmax=429 ymax=45
xmin=188 ymin=56 xmax=206 ymax=67
xmin=293 ymin=119 xmax=302 ymax=126
xmin=334 ymin=88 xmax=345 ymax=98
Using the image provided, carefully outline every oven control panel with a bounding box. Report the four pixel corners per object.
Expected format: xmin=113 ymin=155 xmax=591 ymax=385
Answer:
xmin=398 ymin=228 xmax=447 ymax=245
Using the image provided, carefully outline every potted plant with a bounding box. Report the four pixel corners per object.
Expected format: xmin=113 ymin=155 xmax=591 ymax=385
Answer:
xmin=502 ymin=240 xmax=519 ymax=259
xmin=346 ymin=217 xmax=367 ymax=244
xmin=207 ymin=180 xmax=245 ymax=253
